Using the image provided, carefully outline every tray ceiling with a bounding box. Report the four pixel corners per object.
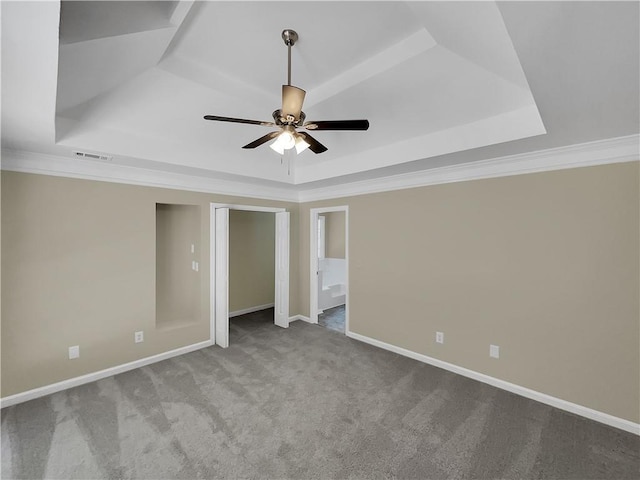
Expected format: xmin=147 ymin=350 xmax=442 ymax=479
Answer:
xmin=1 ymin=1 xmax=638 ymax=191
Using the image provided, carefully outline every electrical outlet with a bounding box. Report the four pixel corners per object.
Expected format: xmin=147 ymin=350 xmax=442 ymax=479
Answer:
xmin=436 ymin=332 xmax=444 ymax=344
xmin=194 ymin=261 xmax=199 ymax=272
xmin=490 ymin=344 xmax=500 ymax=359
xmin=190 ymin=244 xmax=195 ymax=254
xmin=68 ymin=345 xmax=79 ymax=359
xmin=135 ymin=331 xmax=144 ymax=343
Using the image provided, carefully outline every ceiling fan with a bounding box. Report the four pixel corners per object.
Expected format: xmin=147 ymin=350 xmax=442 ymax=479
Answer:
xmin=204 ymin=29 xmax=369 ymax=155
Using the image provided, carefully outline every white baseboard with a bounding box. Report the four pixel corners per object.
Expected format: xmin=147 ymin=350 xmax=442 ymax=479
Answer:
xmin=229 ymin=303 xmax=274 ymax=318
xmin=346 ymin=331 xmax=640 ymax=436
xmin=0 ymin=340 xmax=213 ymax=409
xmin=289 ymin=314 xmax=312 ymax=323
xmin=6 ymin=329 xmax=636 ymax=435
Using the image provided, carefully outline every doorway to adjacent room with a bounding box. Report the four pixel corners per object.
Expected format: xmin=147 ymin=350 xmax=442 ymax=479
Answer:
xmin=310 ymin=206 xmax=349 ymax=334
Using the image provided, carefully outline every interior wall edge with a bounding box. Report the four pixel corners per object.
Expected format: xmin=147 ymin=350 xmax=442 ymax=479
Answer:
xmin=347 ymin=331 xmax=640 ymax=436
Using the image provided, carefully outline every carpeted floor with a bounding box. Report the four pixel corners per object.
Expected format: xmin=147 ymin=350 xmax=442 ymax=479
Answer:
xmin=318 ymin=305 xmax=345 ymax=333
xmin=2 ymin=309 xmax=639 ymax=479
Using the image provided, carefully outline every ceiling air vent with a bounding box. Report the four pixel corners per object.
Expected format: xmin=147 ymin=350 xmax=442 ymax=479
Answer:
xmin=74 ymin=151 xmax=112 ymax=161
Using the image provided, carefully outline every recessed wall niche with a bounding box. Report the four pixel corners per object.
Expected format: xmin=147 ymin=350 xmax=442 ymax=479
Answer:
xmin=156 ymin=203 xmax=201 ymax=330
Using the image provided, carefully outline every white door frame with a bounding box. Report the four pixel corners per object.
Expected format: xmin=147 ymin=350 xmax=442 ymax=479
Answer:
xmin=274 ymin=211 xmax=290 ymax=328
xmin=210 ymin=203 xmax=288 ymax=347
xmin=309 ymin=206 xmax=349 ymax=333
xmin=214 ymin=208 xmax=230 ymax=348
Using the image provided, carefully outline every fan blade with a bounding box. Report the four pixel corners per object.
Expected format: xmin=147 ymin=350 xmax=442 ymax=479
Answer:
xmin=298 ymin=132 xmax=328 ymax=154
xmin=242 ymin=131 xmax=280 ymax=149
xmin=282 ymin=85 xmax=306 ymax=120
xmin=304 ymin=119 xmax=369 ymax=131
xmin=204 ymin=115 xmax=276 ymax=127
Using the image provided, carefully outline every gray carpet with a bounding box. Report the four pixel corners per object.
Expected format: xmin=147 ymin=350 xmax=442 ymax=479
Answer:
xmin=2 ymin=309 xmax=639 ymax=479
xmin=318 ymin=305 xmax=345 ymax=333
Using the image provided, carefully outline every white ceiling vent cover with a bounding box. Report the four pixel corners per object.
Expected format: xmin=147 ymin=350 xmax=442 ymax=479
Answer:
xmin=74 ymin=151 xmax=112 ymax=161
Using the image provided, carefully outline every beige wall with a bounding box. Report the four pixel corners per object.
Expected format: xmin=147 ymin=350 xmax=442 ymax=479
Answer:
xmin=1 ymin=171 xmax=299 ymax=397
xmin=229 ymin=210 xmax=275 ymax=312
xmin=2 ymin=162 xmax=638 ymax=424
xmin=298 ymin=163 xmax=640 ymax=423
xmin=321 ymin=211 xmax=345 ymax=259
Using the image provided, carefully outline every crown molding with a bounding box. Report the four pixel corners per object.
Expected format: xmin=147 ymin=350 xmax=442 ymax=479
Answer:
xmin=2 ymin=134 xmax=638 ymax=204
xmin=297 ymin=134 xmax=640 ymax=202
xmin=0 ymin=149 xmax=299 ymax=202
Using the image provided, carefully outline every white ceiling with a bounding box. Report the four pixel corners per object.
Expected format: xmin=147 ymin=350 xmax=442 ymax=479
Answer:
xmin=1 ymin=1 xmax=638 ymax=191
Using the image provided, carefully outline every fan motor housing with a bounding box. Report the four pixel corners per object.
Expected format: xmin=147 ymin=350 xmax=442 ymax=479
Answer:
xmin=273 ymin=109 xmax=305 ymax=126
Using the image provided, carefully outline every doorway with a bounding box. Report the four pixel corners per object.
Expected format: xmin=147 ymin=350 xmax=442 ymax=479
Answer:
xmin=310 ymin=206 xmax=349 ymax=334
xmin=210 ymin=204 xmax=290 ymax=348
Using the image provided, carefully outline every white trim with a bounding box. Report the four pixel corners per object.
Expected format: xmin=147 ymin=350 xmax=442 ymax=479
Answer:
xmin=289 ymin=314 xmax=312 ymax=323
xmin=317 ymin=215 xmax=326 ymax=259
xmin=311 ymin=205 xmax=353 ymax=214
xmin=0 ymin=340 xmax=213 ymax=409
xmin=214 ymin=208 xmax=230 ymax=348
xmin=344 ymin=208 xmax=350 ymax=336
xmin=3 ymin=135 xmax=637 ymax=204
xmin=209 ymin=204 xmax=221 ymax=347
xmin=229 ymin=303 xmax=275 ymax=318
xmin=0 ymin=149 xmax=299 ymax=202
xmin=346 ymin=331 xmax=640 ymax=436
xmin=310 ymin=210 xmax=320 ymax=325
xmin=274 ymin=211 xmax=291 ymax=328
xmin=209 ymin=203 xmax=286 ymax=213
xmin=298 ymin=134 xmax=640 ymax=202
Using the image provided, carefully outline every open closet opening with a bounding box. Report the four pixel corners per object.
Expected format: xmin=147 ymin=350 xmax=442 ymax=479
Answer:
xmin=228 ymin=210 xmax=276 ymax=339
xmin=210 ymin=204 xmax=289 ymax=348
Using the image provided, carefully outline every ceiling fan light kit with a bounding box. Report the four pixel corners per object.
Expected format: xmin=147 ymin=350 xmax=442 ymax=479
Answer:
xmin=204 ymin=29 xmax=369 ymax=155
xmin=270 ymin=126 xmax=297 ymax=154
